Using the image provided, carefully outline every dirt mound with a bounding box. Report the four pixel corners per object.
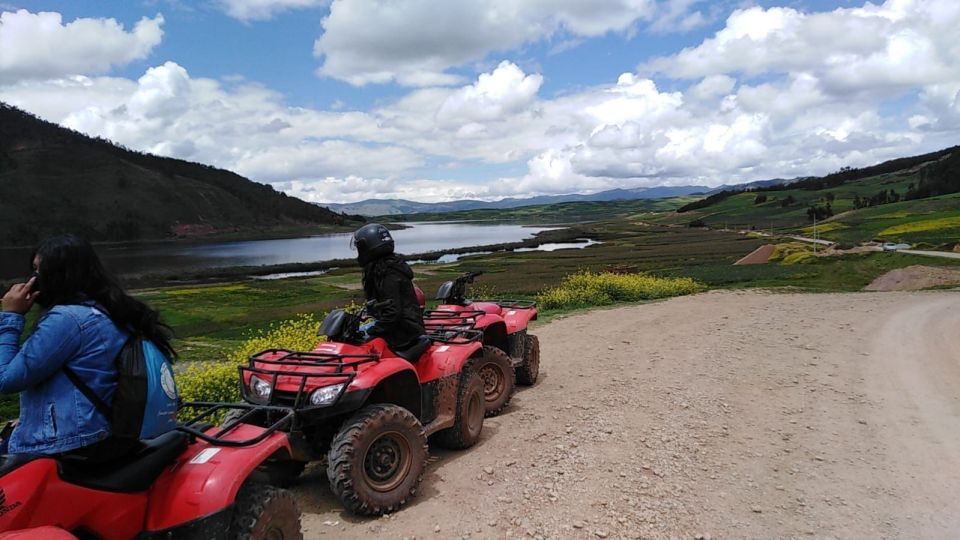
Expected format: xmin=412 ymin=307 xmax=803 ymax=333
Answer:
xmin=864 ymin=265 xmax=960 ymax=291
xmin=733 ymin=244 xmax=775 ymax=265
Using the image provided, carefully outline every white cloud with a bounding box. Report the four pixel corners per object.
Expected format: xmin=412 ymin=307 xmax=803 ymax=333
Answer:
xmin=436 ymin=61 xmax=543 ymax=125
xmin=0 ymin=10 xmax=163 ymax=83
xmin=642 ymin=0 xmax=960 ymax=97
xmin=217 ymin=0 xmax=327 ymax=21
xmin=4 ymin=1 xmax=960 ymax=204
xmin=314 ymin=0 xmax=657 ymax=86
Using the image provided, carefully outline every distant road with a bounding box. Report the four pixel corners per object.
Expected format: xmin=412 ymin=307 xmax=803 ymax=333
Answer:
xmin=899 ymin=249 xmax=960 ymax=260
xmin=788 ymin=235 xmax=835 ymax=246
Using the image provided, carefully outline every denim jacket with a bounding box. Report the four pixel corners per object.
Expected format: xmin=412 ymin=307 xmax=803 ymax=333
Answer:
xmin=0 ymin=302 xmax=127 ymax=454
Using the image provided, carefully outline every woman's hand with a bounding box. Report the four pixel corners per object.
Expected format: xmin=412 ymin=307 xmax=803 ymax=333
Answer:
xmin=2 ymin=276 xmax=38 ymax=315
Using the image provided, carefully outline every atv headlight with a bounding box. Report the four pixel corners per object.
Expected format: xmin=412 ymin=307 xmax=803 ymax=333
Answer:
xmin=309 ymin=383 xmax=346 ymax=406
xmin=250 ymin=375 xmax=272 ymax=400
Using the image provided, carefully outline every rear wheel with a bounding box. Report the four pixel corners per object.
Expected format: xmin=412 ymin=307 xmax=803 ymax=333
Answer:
xmin=516 ymin=334 xmax=540 ymax=386
xmin=433 ymin=366 xmax=485 ymax=449
xmin=477 ymin=346 xmax=515 ymax=417
xmin=327 ymin=404 xmax=428 ymax=516
xmin=229 ymin=483 xmax=302 ymax=540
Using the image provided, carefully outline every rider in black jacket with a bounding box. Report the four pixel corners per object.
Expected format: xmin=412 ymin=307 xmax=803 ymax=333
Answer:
xmin=351 ymin=224 xmax=425 ymax=352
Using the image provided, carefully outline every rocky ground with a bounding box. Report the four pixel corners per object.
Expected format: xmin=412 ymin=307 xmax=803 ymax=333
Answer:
xmin=292 ymin=290 xmax=960 ymax=539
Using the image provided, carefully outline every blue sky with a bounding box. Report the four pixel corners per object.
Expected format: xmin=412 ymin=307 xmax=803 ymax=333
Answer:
xmin=1 ymin=0 xmax=958 ymax=203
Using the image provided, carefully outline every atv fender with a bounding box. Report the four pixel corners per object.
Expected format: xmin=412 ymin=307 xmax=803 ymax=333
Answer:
xmin=416 ymin=341 xmax=483 ymax=383
xmin=480 ymin=321 xmax=508 ymax=354
xmin=143 ymin=426 xmax=294 ymax=532
xmin=502 ymin=308 xmax=538 ymax=334
xmin=349 ymin=356 xmax=419 ymax=392
xmin=471 ymin=313 xmax=504 ymax=331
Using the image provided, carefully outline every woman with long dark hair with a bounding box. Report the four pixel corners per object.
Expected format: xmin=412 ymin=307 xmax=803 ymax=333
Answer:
xmin=0 ymin=234 xmax=174 ymax=457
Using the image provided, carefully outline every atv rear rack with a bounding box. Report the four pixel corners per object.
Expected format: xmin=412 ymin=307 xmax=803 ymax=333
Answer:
xmin=239 ymin=349 xmax=379 ymax=409
xmin=475 ymin=299 xmax=537 ymax=309
xmin=424 ymin=326 xmax=484 ymax=344
xmin=178 ymin=401 xmax=295 ymax=447
xmin=423 ymin=309 xmax=487 ymax=329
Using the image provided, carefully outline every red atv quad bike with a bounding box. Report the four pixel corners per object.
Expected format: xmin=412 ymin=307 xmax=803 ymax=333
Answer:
xmin=426 ymin=271 xmax=540 ymax=411
xmin=232 ymin=306 xmax=486 ymax=516
xmin=0 ymin=402 xmax=303 ymax=540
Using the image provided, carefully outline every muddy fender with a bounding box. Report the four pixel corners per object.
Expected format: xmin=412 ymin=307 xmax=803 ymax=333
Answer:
xmin=144 ymin=427 xmax=294 ymax=533
xmin=350 ymin=357 xmax=419 ymax=393
xmin=503 ymin=308 xmax=537 ymax=334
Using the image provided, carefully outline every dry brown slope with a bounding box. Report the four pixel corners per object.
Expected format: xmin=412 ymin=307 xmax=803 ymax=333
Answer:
xmin=295 ymin=290 xmax=960 ymax=539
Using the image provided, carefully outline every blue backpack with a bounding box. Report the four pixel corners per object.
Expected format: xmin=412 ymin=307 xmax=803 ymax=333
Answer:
xmin=64 ymin=336 xmax=179 ymax=440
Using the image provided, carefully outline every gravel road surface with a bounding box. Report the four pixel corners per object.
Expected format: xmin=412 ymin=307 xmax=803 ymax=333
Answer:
xmin=293 ymin=290 xmax=960 ymax=539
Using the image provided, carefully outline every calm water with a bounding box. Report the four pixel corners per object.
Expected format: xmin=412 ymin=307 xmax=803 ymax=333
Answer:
xmin=0 ymin=222 xmax=557 ymax=281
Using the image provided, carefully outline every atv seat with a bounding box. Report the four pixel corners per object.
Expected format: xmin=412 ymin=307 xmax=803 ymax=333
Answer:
xmin=395 ymin=336 xmax=432 ymax=362
xmin=0 ymin=453 xmax=42 ymax=478
xmin=57 ymin=430 xmax=189 ymax=493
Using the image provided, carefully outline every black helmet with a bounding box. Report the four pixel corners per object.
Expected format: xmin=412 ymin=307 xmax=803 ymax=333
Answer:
xmin=351 ymin=223 xmax=395 ymax=265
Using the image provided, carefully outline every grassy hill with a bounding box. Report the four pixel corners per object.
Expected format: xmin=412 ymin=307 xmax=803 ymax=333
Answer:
xmin=386 ymin=195 xmax=697 ymax=223
xmin=657 ymin=146 xmax=960 ymax=248
xmin=0 ymin=103 xmax=363 ymax=246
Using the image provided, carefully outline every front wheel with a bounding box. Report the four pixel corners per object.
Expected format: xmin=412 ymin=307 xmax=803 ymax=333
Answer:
xmin=326 ymin=404 xmax=428 ymax=516
xmin=229 ymin=483 xmax=302 ymax=540
xmin=516 ymin=334 xmax=540 ymax=386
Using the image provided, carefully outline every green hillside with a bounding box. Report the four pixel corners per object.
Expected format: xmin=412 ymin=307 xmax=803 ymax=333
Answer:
xmin=386 ymin=195 xmax=697 ymax=223
xmin=659 ymin=146 xmax=960 ymax=248
xmin=0 ymin=103 xmax=363 ymax=246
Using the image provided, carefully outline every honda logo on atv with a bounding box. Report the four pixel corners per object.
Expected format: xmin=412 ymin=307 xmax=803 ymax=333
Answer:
xmin=0 ymin=488 xmax=22 ymax=517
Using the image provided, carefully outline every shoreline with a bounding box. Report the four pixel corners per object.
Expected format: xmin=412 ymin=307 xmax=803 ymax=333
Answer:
xmin=122 ymin=225 xmax=595 ymax=289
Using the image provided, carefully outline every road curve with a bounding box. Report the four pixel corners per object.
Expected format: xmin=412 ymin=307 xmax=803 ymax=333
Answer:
xmin=294 ymin=290 xmax=960 ymax=539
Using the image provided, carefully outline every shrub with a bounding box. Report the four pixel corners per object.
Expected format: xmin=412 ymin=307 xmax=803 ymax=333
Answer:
xmin=227 ymin=313 xmax=324 ymax=363
xmin=535 ymin=271 xmax=704 ymax=310
xmin=781 ymin=252 xmax=816 ymax=265
xmin=768 ymin=242 xmax=811 ymax=262
xmin=178 ymin=313 xmax=325 ymax=418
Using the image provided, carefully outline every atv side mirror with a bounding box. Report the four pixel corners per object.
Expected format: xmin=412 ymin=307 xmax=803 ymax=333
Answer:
xmin=319 ymin=310 xmax=347 ymax=338
xmin=436 ymin=281 xmax=454 ymax=301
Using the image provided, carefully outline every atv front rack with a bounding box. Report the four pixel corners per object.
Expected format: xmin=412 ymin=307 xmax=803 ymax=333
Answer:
xmin=178 ymin=401 xmax=294 ymax=447
xmin=239 ymin=349 xmax=378 ymax=409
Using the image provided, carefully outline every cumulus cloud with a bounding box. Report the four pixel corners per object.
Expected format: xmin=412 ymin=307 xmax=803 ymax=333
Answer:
xmin=0 ymin=10 xmax=163 ymax=83
xmin=4 ymin=1 xmax=960 ymax=204
xmin=642 ymin=0 xmax=960 ymax=97
xmin=436 ymin=62 xmax=542 ymax=125
xmin=314 ymin=0 xmax=657 ymax=86
xmin=217 ymin=0 xmax=327 ymax=22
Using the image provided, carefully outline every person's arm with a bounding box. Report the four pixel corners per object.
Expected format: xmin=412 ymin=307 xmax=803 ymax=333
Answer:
xmin=0 ymin=310 xmax=82 ymax=393
xmin=367 ymin=271 xmax=405 ymax=337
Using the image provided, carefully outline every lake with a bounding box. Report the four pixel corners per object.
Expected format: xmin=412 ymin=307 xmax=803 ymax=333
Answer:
xmin=0 ymin=222 xmax=560 ymax=281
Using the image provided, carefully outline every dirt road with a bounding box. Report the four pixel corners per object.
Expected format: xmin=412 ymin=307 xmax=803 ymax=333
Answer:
xmin=294 ymin=290 xmax=960 ymax=539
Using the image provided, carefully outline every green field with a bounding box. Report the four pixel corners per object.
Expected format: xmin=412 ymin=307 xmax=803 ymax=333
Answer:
xmin=386 ymin=196 xmax=697 ymax=223
xmin=653 ymin=174 xmax=959 ymax=248
xmin=3 ymin=215 xmax=959 ymax=420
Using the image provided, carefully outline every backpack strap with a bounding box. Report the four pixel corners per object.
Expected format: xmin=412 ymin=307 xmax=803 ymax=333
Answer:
xmin=63 ymin=366 xmax=112 ymax=420
xmin=62 ymin=336 xmax=132 ymax=421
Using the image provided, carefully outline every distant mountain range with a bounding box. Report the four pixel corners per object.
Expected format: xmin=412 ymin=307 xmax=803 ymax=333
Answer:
xmin=322 ymin=180 xmax=789 ymax=216
xmin=0 ymin=103 xmax=363 ymax=246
